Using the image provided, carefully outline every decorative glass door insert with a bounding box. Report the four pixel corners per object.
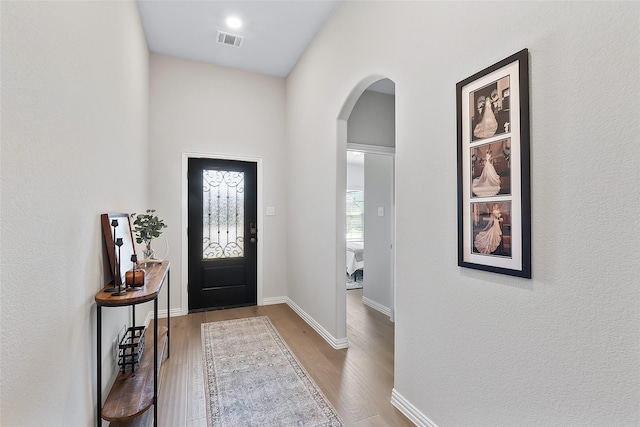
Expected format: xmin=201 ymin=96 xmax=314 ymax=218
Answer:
xmin=202 ymin=170 xmax=245 ymax=259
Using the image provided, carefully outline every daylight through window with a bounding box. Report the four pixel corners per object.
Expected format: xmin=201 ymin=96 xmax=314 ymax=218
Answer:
xmin=346 ymin=190 xmax=364 ymax=240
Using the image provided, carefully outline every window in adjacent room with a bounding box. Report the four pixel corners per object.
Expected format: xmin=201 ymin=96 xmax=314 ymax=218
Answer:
xmin=346 ymin=190 xmax=364 ymax=240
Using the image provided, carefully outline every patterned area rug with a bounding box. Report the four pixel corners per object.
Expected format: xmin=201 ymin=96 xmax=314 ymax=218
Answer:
xmin=201 ymin=316 xmax=344 ymax=427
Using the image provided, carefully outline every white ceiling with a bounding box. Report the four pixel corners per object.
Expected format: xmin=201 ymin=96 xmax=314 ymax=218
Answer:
xmin=136 ymin=0 xmax=341 ymax=78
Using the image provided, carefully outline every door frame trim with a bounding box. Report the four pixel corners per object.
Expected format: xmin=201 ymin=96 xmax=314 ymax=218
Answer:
xmin=181 ymin=151 xmax=263 ymax=315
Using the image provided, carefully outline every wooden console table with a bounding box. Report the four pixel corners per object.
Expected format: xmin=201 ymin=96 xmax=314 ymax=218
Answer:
xmin=95 ymin=262 xmax=170 ymax=427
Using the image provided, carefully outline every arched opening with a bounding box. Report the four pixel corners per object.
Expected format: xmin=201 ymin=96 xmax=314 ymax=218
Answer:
xmin=336 ymin=76 xmax=396 ymax=343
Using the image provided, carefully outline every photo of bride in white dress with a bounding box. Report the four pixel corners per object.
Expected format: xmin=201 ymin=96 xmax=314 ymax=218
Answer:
xmin=472 ymin=148 xmax=501 ymax=196
xmin=470 ymin=139 xmax=511 ymax=197
xmin=470 ymin=76 xmax=511 ymax=142
xmin=473 ymin=96 xmax=498 ymax=138
xmin=472 ymin=202 xmax=511 ymax=257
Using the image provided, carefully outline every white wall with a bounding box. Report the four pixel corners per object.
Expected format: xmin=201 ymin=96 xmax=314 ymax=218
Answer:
xmin=287 ymin=2 xmax=639 ymax=426
xmin=148 ymin=53 xmax=288 ymax=311
xmin=348 ymin=90 xmax=396 ymax=147
xmin=363 ymin=153 xmax=394 ymax=314
xmin=1 ymin=1 xmax=149 ymax=425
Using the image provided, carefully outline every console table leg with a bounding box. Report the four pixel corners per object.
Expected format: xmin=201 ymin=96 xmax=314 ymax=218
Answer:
xmin=167 ymin=271 xmax=170 ymax=358
xmin=154 ymin=297 xmax=158 ymax=427
xmin=97 ymin=305 xmax=102 ymax=427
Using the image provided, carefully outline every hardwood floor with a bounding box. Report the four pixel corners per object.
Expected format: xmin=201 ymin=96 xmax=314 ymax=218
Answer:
xmin=153 ymin=288 xmax=413 ymax=426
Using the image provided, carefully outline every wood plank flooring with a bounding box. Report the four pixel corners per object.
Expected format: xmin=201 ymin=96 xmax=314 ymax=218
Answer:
xmin=153 ymin=288 xmax=413 ymax=426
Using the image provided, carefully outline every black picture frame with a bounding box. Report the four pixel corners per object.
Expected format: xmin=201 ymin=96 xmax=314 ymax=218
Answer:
xmin=456 ymin=49 xmax=531 ymax=278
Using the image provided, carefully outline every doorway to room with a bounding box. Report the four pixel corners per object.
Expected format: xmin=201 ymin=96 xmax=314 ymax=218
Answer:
xmin=346 ymin=151 xmax=365 ymax=290
xmin=344 ymin=78 xmax=396 ymax=324
xmin=347 ymin=150 xmax=395 ymax=318
xmin=187 ymin=157 xmax=258 ymax=311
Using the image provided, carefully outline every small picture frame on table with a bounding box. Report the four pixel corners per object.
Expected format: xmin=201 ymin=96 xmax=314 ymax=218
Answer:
xmin=456 ymin=49 xmax=531 ymax=278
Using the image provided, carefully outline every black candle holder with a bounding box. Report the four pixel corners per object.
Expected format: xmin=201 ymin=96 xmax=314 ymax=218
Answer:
xmin=111 ymin=237 xmax=127 ymax=296
xmin=128 ymin=254 xmax=143 ymax=291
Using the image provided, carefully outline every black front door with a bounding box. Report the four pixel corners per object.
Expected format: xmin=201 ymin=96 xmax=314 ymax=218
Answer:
xmin=188 ymin=158 xmax=257 ymax=311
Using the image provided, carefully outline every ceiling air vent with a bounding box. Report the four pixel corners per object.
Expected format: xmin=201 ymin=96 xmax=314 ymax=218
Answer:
xmin=216 ymin=31 xmax=244 ymax=48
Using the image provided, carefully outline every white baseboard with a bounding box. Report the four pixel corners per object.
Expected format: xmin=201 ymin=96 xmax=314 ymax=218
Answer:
xmin=285 ymin=298 xmax=348 ymax=349
xmin=362 ymin=296 xmax=392 ymax=318
xmin=262 ymin=296 xmax=287 ymax=305
xmin=143 ymin=308 xmax=183 ymax=328
xmin=391 ymin=388 xmax=438 ymax=427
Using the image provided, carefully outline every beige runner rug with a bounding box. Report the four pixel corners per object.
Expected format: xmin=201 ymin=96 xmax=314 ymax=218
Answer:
xmin=201 ymin=316 xmax=343 ymax=427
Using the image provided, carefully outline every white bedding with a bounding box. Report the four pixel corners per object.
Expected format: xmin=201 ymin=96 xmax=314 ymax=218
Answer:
xmin=346 ymin=241 xmax=364 ymax=275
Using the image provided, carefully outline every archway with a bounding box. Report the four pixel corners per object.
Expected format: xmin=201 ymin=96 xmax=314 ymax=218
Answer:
xmin=335 ymin=76 xmax=396 ymax=341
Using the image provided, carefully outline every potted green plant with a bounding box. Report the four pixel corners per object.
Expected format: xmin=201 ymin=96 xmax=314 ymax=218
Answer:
xmin=131 ymin=209 xmax=167 ymax=260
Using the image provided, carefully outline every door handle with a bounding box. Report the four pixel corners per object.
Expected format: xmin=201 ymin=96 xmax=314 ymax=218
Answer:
xmin=250 ymin=237 xmax=257 ymax=244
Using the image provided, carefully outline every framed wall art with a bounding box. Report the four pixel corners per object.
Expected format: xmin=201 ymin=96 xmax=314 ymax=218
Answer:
xmin=101 ymin=212 xmax=137 ymax=285
xmin=456 ymin=49 xmax=531 ymax=278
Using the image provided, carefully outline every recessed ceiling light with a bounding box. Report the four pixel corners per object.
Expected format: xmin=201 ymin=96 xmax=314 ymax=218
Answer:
xmin=226 ymin=16 xmax=242 ymax=29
